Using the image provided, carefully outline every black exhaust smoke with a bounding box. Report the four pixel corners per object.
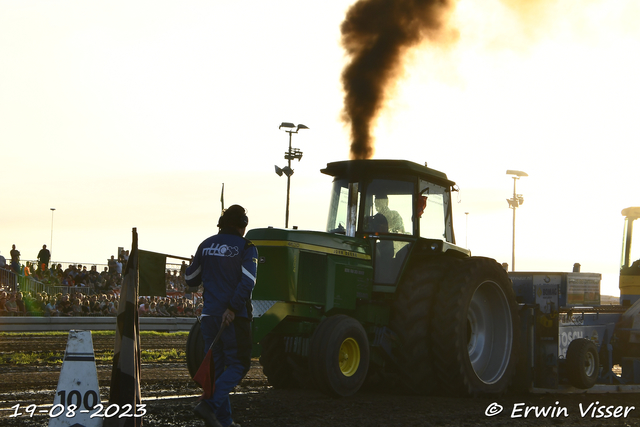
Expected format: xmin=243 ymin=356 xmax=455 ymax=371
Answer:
xmin=340 ymin=0 xmax=457 ymax=160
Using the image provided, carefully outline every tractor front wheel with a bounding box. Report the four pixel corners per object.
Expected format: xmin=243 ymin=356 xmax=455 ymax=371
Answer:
xmin=308 ymin=315 xmax=369 ymax=397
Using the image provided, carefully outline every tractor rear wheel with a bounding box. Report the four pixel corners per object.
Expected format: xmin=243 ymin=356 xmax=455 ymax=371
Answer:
xmin=390 ymin=258 xmax=459 ymax=394
xmin=186 ymin=319 xmax=205 ymax=379
xmin=308 ymin=315 xmax=369 ymax=397
xmin=259 ymin=334 xmax=301 ymax=389
xmin=566 ymin=338 xmax=599 ymax=389
xmin=432 ymin=257 xmax=520 ymax=395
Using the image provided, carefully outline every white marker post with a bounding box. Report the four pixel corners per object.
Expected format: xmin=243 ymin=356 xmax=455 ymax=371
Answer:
xmin=49 ymin=330 xmax=103 ymax=427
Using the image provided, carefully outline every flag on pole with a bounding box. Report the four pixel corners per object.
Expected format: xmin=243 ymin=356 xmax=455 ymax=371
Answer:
xmin=106 ymin=227 xmax=142 ymax=427
xmin=193 ymin=322 xmax=226 ymax=400
xmin=139 ymin=250 xmax=167 ymax=297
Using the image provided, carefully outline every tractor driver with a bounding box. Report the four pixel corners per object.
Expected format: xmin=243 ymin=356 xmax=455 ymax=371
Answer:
xmin=374 ymin=193 xmax=405 ymax=234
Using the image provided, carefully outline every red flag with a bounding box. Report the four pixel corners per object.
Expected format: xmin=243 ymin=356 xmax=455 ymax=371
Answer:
xmin=193 ymin=322 xmax=226 ymax=400
xmin=193 ymin=349 xmax=215 ymax=400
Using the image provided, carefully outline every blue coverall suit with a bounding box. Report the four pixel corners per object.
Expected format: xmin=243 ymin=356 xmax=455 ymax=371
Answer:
xmin=186 ymin=228 xmax=258 ymax=427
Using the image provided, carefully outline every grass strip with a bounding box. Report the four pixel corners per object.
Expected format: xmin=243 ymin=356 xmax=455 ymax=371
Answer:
xmin=1 ymin=349 xmax=187 ymax=365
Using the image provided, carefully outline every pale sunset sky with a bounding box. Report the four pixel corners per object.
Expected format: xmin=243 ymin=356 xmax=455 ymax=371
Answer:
xmin=1 ymin=0 xmax=639 ymax=296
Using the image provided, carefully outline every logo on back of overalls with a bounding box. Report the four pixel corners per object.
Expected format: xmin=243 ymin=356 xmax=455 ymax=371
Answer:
xmin=202 ymin=243 xmax=239 ymax=257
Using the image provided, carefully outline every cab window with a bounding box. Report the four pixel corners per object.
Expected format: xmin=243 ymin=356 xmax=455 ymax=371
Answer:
xmin=326 ymin=179 xmax=349 ymax=234
xmin=362 ymin=179 xmax=414 ymax=285
xmin=362 ymin=179 xmax=413 ymax=235
xmin=418 ymin=180 xmax=450 ymax=240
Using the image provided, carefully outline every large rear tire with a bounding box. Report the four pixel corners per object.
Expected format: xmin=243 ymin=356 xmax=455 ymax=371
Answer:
xmin=390 ymin=258 xmax=459 ymax=394
xmin=186 ymin=319 xmax=205 ymax=379
xmin=259 ymin=334 xmax=301 ymax=389
xmin=308 ymin=315 xmax=369 ymax=397
xmin=432 ymin=257 xmax=520 ymax=395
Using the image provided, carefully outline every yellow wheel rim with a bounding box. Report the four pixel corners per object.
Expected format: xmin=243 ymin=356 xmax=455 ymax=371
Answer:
xmin=339 ymin=337 xmax=360 ymax=377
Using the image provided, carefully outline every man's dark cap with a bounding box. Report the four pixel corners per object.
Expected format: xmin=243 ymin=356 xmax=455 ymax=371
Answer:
xmin=218 ymin=204 xmax=249 ymax=228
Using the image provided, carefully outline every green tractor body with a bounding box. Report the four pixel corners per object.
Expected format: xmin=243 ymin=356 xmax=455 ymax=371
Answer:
xmin=187 ymin=159 xmax=520 ymax=397
xmin=249 ymin=228 xmax=376 ymax=346
xmin=249 ymin=159 xmax=466 ymax=355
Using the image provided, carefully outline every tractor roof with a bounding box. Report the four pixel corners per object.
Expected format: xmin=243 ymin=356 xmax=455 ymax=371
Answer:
xmin=321 ymin=159 xmax=455 ymax=187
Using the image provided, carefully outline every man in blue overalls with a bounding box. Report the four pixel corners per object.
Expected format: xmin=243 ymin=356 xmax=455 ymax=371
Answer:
xmin=187 ymin=205 xmax=258 ymax=427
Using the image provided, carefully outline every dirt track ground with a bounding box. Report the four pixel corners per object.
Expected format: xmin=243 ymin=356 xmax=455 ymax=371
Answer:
xmin=1 ymin=333 xmax=640 ymax=427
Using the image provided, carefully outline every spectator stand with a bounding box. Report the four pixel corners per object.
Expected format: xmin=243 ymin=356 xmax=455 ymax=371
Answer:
xmin=16 ymin=260 xmax=104 ymax=297
xmin=0 ymin=254 xmax=202 ymax=320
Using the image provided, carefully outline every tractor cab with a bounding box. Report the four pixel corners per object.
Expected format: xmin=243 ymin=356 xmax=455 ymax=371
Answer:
xmin=322 ymin=159 xmax=463 ymax=287
xmin=620 ymin=207 xmax=640 ymax=306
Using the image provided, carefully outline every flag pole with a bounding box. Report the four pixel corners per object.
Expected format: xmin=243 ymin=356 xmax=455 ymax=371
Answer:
xmin=220 ymin=183 xmax=225 ymax=214
xmin=106 ymin=227 xmax=142 ymax=427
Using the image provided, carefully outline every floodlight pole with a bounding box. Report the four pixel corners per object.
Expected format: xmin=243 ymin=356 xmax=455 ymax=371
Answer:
xmin=506 ymin=170 xmax=527 ymax=272
xmin=285 ymin=130 xmax=293 ymax=229
xmin=277 ymin=123 xmax=308 ymax=228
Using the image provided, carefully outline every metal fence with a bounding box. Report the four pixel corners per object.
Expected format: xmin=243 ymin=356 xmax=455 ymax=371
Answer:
xmin=0 ymin=269 xmax=97 ymax=297
xmin=17 ymin=274 xmax=50 ymax=295
xmin=22 ymin=259 xmax=185 ymax=274
xmin=0 ymin=268 xmax=17 ymax=292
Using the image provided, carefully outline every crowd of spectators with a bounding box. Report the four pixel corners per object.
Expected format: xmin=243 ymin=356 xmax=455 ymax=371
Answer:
xmin=0 ymin=288 xmax=203 ymax=318
xmin=0 ymin=290 xmax=119 ymax=317
xmin=0 ymin=244 xmax=200 ymax=317
xmin=137 ymin=295 xmax=202 ymax=317
xmin=0 ymin=245 xmax=131 ymax=293
xmin=32 ymin=264 xmax=125 ymax=293
xmin=165 ymin=263 xmax=188 ymax=293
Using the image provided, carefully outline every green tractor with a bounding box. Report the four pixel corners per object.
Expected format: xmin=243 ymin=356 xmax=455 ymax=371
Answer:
xmin=186 ymin=159 xmax=520 ymax=397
